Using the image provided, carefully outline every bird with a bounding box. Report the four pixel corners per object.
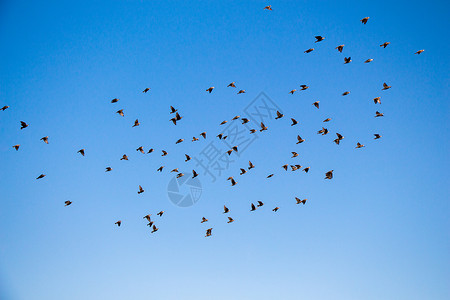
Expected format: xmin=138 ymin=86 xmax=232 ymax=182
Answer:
xmin=241 ymin=118 xmax=249 ymax=124
xmin=248 ymin=161 xmax=255 ymax=170
xmin=116 ymin=109 xmax=124 ymax=117
xmin=157 ymin=166 xmax=164 ymax=172
xmin=143 ymin=214 xmax=152 ymax=222
xmin=228 ymin=82 xmax=236 ymax=87
xmin=365 ymin=58 xmax=374 ymax=63
xmin=249 ymin=129 xmax=257 ymax=134
xmin=291 ymin=165 xmax=299 ymax=171
xmin=374 ymin=134 xmax=382 ymax=139
xmin=264 ymin=5 xmax=272 ymax=10
xmin=12 ymin=144 xmax=20 ymax=151
xmin=232 ymin=115 xmax=240 ymax=121
xmin=250 ymin=203 xmax=257 ymax=211
xmin=170 ymin=106 xmax=177 ymax=113
xmin=344 ymin=57 xmax=352 ymax=64
xmin=315 ymin=36 xmax=325 ymax=42
xmin=115 ymin=221 xmax=122 ymax=227
xmin=120 ymin=154 xmax=128 ymax=160
xmin=267 ymin=174 xmax=274 ymax=178
xmin=356 ymin=142 xmax=365 ymax=149
xmin=185 ymin=154 xmax=191 ymax=162
xmin=148 ymin=148 xmax=154 ymax=154
xmin=176 ymin=138 xmax=184 ymax=144
xmin=226 ymin=149 xmax=233 ymax=156
xmin=171 ymin=168 xmax=179 ymax=173
xmin=240 ymin=168 xmax=247 ymax=175
xmin=105 ymin=167 xmax=112 ymax=172
xmin=133 ymin=119 xmax=140 ymax=127
xmin=290 ymin=89 xmax=297 ymax=94
xmin=205 ymin=228 xmax=213 ymax=237
xmin=201 ymin=217 xmax=208 ymax=223
xmin=232 ymin=146 xmax=238 ymax=152
xmin=161 ymin=150 xmax=168 ymax=156
xmin=275 ymin=111 xmax=284 ymax=119
xmin=323 ymin=118 xmax=331 ymax=122
xmin=303 ymin=167 xmax=310 ymax=173
xmin=220 ymin=120 xmax=228 ymax=125
xmin=147 ymin=221 xmax=154 ymax=227
xmin=227 ymin=217 xmax=234 ymax=223
xmin=336 ymin=133 xmax=344 ymax=141
xmin=206 ymin=87 xmax=214 ymax=93
xmin=64 ymin=201 xmax=72 ymax=206
xmin=260 ymin=122 xmax=268 ymax=132
xmin=223 ymin=205 xmax=230 ymax=213
xmin=1 ymin=106 xmax=9 ymax=111
xmin=228 ymin=177 xmax=237 ymax=186
xmin=415 ymin=49 xmax=425 ymax=55
xmin=380 ymin=42 xmax=390 ymax=48
xmin=36 ymin=174 xmax=46 ymax=180
xmin=111 ymin=98 xmax=119 ymax=103
xmin=336 ymin=45 xmax=344 ymax=53
xmin=20 ymin=121 xmax=29 ymax=129
xmin=382 ymin=82 xmax=391 ymax=90
xmin=282 ymin=164 xmax=288 ymax=171
xmin=304 ymin=48 xmax=314 ymax=53
xmin=291 ymin=118 xmax=298 ymax=126
xmin=300 ymin=85 xmax=309 ymax=90
xmin=143 ymin=88 xmax=150 ymax=93
xmin=360 ymin=17 xmax=370 ymax=24
xmin=373 ymin=97 xmax=381 ymax=104
xmin=170 ymin=112 xmax=183 ymax=125
xmin=375 ymin=111 xmax=384 ymax=117
xmin=295 ymin=197 xmax=307 ymax=205
xmin=217 ymin=133 xmax=224 ymax=139
xmin=157 ymin=211 xmax=164 ymax=217
xmin=138 ymin=185 xmax=145 ymax=194
xmin=237 ymin=90 xmax=246 ymax=94
xmin=78 ymin=149 xmax=85 ymax=156
xmin=40 ymin=136 xmax=49 ymax=144
xmin=151 ymin=225 xmax=158 ymax=233
xmin=292 ymin=152 xmax=299 ymax=158
xmin=325 ymin=170 xmax=334 ymax=179
xmin=257 ymin=201 xmax=264 ymax=207
xmin=192 ymin=170 xmax=199 ymax=178
xmin=313 ymin=101 xmax=320 ymax=109
xmin=272 ymin=207 xmax=280 ymax=212
xmin=342 ymin=91 xmax=350 ymax=96
xmin=296 ymin=136 xmax=305 ymax=144
xmin=177 ymin=173 xmax=184 ymax=178
xmin=200 ymin=132 xmax=207 ymax=139
xmin=136 ymin=146 xmax=145 ymax=154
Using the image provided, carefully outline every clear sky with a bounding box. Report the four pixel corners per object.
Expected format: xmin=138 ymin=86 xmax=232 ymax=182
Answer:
xmin=0 ymin=1 xmax=449 ymax=299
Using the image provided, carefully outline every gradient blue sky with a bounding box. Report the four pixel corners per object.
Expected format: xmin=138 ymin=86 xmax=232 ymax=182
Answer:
xmin=0 ymin=1 xmax=449 ymax=299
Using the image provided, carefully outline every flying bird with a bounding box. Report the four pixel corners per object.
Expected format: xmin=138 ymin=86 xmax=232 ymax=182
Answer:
xmin=342 ymin=91 xmax=350 ymax=96
xmin=313 ymin=101 xmax=319 ymax=109
xmin=336 ymin=45 xmax=344 ymax=53
xmin=151 ymin=225 xmax=158 ymax=233
xmin=360 ymin=17 xmax=370 ymax=24
xmin=138 ymin=185 xmax=144 ymax=194
xmin=290 ymin=89 xmax=297 ymax=94
xmin=205 ymin=228 xmax=212 ymax=237
xmin=325 ymin=170 xmax=334 ymax=179
xmin=295 ymin=197 xmax=307 ymax=205
xmin=228 ymin=82 xmax=236 ymax=87
xmin=296 ymin=136 xmax=305 ymax=144
xmin=143 ymin=88 xmax=150 ymax=93
xmin=36 ymin=174 xmax=46 ymax=180
xmin=105 ymin=167 xmax=112 ymax=172
xmin=304 ymin=48 xmax=314 ymax=53
xmin=415 ymin=49 xmax=425 ymax=55
xmin=356 ymin=142 xmax=365 ymax=149
xmin=115 ymin=221 xmax=121 ymax=227
xmin=111 ymin=98 xmax=119 ymax=103
xmin=260 ymin=122 xmax=268 ymax=132
xmin=223 ymin=205 xmax=230 ymax=213
xmin=176 ymin=138 xmax=184 ymax=144
xmin=192 ymin=170 xmax=199 ymax=178
xmin=120 ymin=154 xmax=128 ymax=160
xmin=344 ymin=57 xmax=352 ymax=64
xmin=257 ymin=201 xmax=264 ymax=207
xmin=251 ymin=203 xmax=256 ymax=211
xmin=116 ymin=109 xmax=124 ymax=117
xmin=374 ymin=134 xmax=382 ymax=139
xmin=40 ymin=136 xmax=49 ymax=144
xmin=291 ymin=118 xmax=298 ymax=126
xmin=292 ymin=152 xmax=299 ymax=158
xmin=237 ymin=90 xmax=246 ymax=94
xmin=303 ymin=167 xmax=310 ymax=173
xmin=272 ymin=207 xmax=280 ymax=212
xmin=78 ymin=149 xmax=85 ymax=156
xmin=200 ymin=132 xmax=207 ymax=139
xmin=275 ymin=111 xmax=284 ymax=119
xmin=227 ymin=217 xmax=234 ymax=223
xmin=185 ymin=154 xmax=191 ymax=162
xmin=170 ymin=106 xmax=177 ymax=113
xmin=382 ymin=82 xmax=391 ymax=90
xmin=148 ymin=148 xmax=154 ymax=154
xmin=365 ymin=58 xmax=374 ymax=63
xmin=248 ymin=161 xmax=255 ymax=170
xmin=315 ymin=36 xmax=325 ymax=42
xmin=161 ymin=150 xmax=168 ymax=156
xmin=143 ymin=214 xmax=152 ymax=222
xmin=380 ymin=42 xmax=390 ymax=48
xmin=133 ymin=119 xmax=140 ymax=127
xmin=206 ymin=87 xmax=214 ymax=93
xmin=264 ymin=5 xmax=272 ymax=10
xmin=240 ymin=168 xmax=247 ymax=175
xmin=373 ymin=97 xmax=381 ymax=104
xmin=136 ymin=146 xmax=145 ymax=154
xmin=64 ymin=201 xmax=72 ymax=206
xmin=201 ymin=217 xmax=208 ymax=223
xmin=323 ymin=118 xmax=331 ymax=122
xmin=157 ymin=166 xmax=164 ymax=172
xmin=1 ymin=106 xmax=9 ymax=111
xmin=267 ymin=174 xmax=274 ymax=178
xmin=375 ymin=111 xmax=384 ymax=117
xmin=157 ymin=211 xmax=164 ymax=217
xmin=12 ymin=144 xmax=20 ymax=151
xmin=20 ymin=121 xmax=29 ymax=129
xmin=300 ymin=85 xmax=309 ymax=90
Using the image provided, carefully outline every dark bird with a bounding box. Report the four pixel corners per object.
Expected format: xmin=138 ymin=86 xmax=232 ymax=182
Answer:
xmin=290 ymin=89 xmax=297 ymax=94
xmin=342 ymin=91 xmax=350 ymax=96
xmin=227 ymin=217 xmax=234 ymax=223
xmin=226 ymin=149 xmax=233 ymax=156
xmin=323 ymin=118 xmax=331 ymax=122
xmin=201 ymin=217 xmax=208 ymax=223
xmin=248 ymin=161 xmax=255 ymax=170
xmin=415 ymin=49 xmax=425 ymax=55
xmin=143 ymin=214 xmax=152 ymax=222
xmin=36 ymin=174 xmax=46 ymax=180
xmin=237 ymin=90 xmax=246 ymax=94
xmin=365 ymin=58 xmax=374 ymax=63
xmin=267 ymin=174 xmax=274 ymax=178
xmin=120 ymin=154 xmax=128 ymax=160
xmin=161 ymin=150 xmax=168 ymax=156
xmin=157 ymin=211 xmax=164 ymax=217
xmin=151 ymin=225 xmax=158 ymax=233
xmin=240 ymin=168 xmax=247 ymax=175
xmin=111 ymin=98 xmax=119 ymax=103
xmin=185 ymin=154 xmax=191 ymax=162
xmin=374 ymin=134 xmax=382 ymax=140
xmin=295 ymin=197 xmax=307 ymax=205
xmin=382 ymin=82 xmax=391 ymax=90
xmin=192 ymin=170 xmax=199 ymax=178
xmin=251 ymin=203 xmax=256 ymax=211
xmin=296 ymin=136 xmax=305 ymax=144
xmin=241 ymin=118 xmax=249 ymax=124
xmin=325 ymin=170 xmax=334 ymax=179
xmin=170 ymin=106 xmax=177 ymax=113
xmin=292 ymin=152 xmax=299 ymax=158
xmin=64 ymin=201 xmax=72 ymax=206
xmin=177 ymin=173 xmax=184 ymax=178
xmin=336 ymin=133 xmax=344 ymax=141
xmin=303 ymin=167 xmax=310 ymax=173
xmin=373 ymin=97 xmax=381 ymax=104
xmin=264 ymin=5 xmax=272 ymax=10
xmin=138 ymin=185 xmax=145 ymax=194
xmin=313 ymin=101 xmax=320 ymax=109
xmin=300 ymin=85 xmax=309 ymax=90
xmin=375 ymin=111 xmax=384 ymax=117
xmin=41 ymin=136 xmax=49 ymax=144
xmin=115 ymin=221 xmax=121 ymax=227
xmin=228 ymin=177 xmax=237 ymax=186
xmin=223 ymin=205 xmax=230 ymax=213
xmin=228 ymin=82 xmax=236 ymax=87
xmin=360 ymin=17 xmax=370 ymax=24
xmin=78 ymin=149 xmax=85 ymax=156
xmin=136 ymin=146 xmax=145 ymax=154
xmin=105 ymin=167 xmax=112 ymax=172
xmin=176 ymin=138 xmax=184 ymax=144
xmin=171 ymin=168 xmax=179 ymax=173
xmin=133 ymin=119 xmax=140 ymax=127
xmin=12 ymin=144 xmax=20 ymax=151
xmin=205 ymin=228 xmax=212 ymax=237
xmin=275 ymin=111 xmax=284 ymax=119
xmin=336 ymin=45 xmax=344 ymax=53
xmin=260 ymin=122 xmax=268 ymax=132
xmin=206 ymin=87 xmax=214 ymax=93
xmin=20 ymin=121 xmax=29 ymax=130
xmin=380 ymin=42 xmax=390 ymax=48
xmin=147 ymin=221 xmax=154 ymax=227
xmin=232 ymin=115 xmax=240 ymax=120
xmin=116 ymin=109 xmax=124 ymax=117
xmin=344 ymin=57 xmax=352 ymax=64
xmin=1 ymin=106 xmax=9 ymax=111
xmin=220 ymin=120 xmax=228 ymax=125
xmin=291 ymin=118 xmax=298 ymax=126
xmin=249 ymin=129 xmax=257 ymax=134
xmin=157 ymin=166 xmax=164 ymax=172
xmin=272 ymin=207 xmax=280 ymax=212
xmin=304 ymin=48 xmax=314 ymax=53
xmin=217 ymin=133 xmax=224 ymax=139
xmin=257 ymin=201 xmax=264 ymax=207
xmin=356 ymin=142 xmax=365 ymax=149
xmin=200 ymin=132 xmax=207 ymax=139
xmin=143 ymin=88 xmax=150 ymax=93
xmin=282 ymin=164 xmax=289 ymax=171
xmin=315 ymin=36 xmax=325 ymax=42
xmin=148 ymin=148 xmax=154 ymax=154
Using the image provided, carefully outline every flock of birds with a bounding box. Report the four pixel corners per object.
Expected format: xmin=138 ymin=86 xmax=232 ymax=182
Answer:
xmin=2 ymin=10 xmax=425 ymax=238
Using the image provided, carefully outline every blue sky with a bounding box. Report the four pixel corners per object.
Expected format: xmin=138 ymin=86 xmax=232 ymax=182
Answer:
xmin=0 ymin=0 xmax=449 ymax=299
